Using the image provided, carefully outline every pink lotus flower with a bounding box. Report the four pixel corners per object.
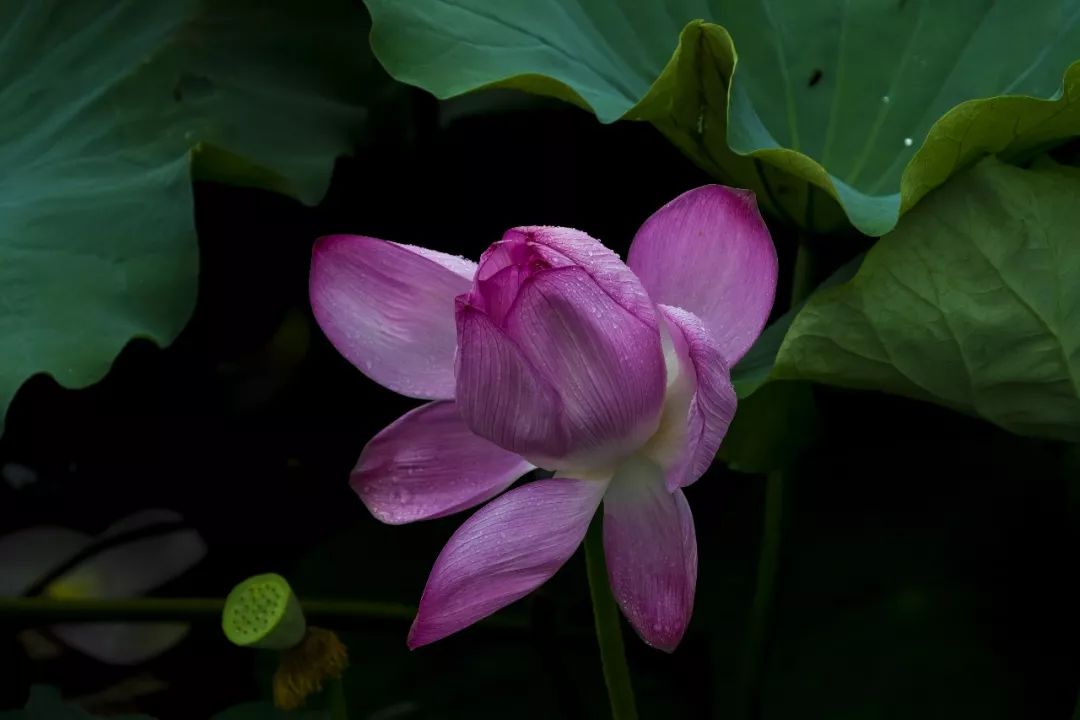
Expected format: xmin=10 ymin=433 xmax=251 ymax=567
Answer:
xmin=310 ymin=186 xmax=777 ymax=651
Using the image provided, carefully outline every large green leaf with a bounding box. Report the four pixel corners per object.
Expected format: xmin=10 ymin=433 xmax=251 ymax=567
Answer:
xmin=773 ymin=158 xmax=1080 ymax=442
xmin=732 ymin=253 xmax=864 ymax=399
xmin=364 ymin=0 xmax=1080 ymax=235
xmin=719 ymin=255 xmax=862 ymax=473
xmin=0 ymin=0 xmax=376 ymax=428
xmin=718 ymin=381 xmax=819 ymax=473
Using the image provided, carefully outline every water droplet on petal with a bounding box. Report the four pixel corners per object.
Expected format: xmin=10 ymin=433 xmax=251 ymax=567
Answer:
xmin=904 ymin=137 xmax=913 ymax=147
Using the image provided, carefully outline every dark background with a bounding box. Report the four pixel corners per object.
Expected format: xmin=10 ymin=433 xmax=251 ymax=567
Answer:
xmin=1 ymin=80 xmax=1079 ymax=718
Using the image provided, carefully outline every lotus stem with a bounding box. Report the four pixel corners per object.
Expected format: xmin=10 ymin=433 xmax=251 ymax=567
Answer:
xmin=328 ymin=677 xmax=349 ymax=720
xmin=585 ymin=515 xmax=639 ymax=720
xmin=739 ymin=469 xmax=785 ymax=720
xmin=0 ymin=597 xmax=410 ymax=624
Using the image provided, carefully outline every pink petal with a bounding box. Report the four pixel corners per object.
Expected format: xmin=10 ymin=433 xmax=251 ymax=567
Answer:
xmin=471 ymin=262 xmax=530 ymax=326
xmin=603 ymin=456 xmax=697 ymax=652
xmin=655 ymin=306 xmax=737 ymax=490
xmin=408 ymin=477 xmax=606 ymax=648
xmin=627 ymin=186 xmax=778 ymax=366
xmin=310 ymin=234 xmax=476 ymax=399
xmin=399 ymin=243 xmax=478 ymax=279
xmin=455 ymin=300 xmax=570 ymax=463
xmin=352 ymin=401 xmax=534 ymax=525
xmin=53 ymin=623 xmax=190 ymax=665
xmin=500 ymin=226 xmax=657 ymax=325
xmin=505 ymin=266 xmax=666 ymax=468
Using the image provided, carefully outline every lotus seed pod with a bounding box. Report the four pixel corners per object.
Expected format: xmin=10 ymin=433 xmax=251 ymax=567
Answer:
xmin=222 ymin=573 xmax=305 ymax=650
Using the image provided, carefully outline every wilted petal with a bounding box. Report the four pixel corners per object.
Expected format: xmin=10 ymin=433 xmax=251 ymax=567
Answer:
xmin=455 ymin=300 xmax=569 ymax=462
xmin=627 ymin=185 xmax=777 ymax=365
xmin=100 ymin=508 xmax=184 ymax=537
xmin=310 ymin=234 xmax=476 ymax=399
xmin=408 ymin=478 xmax=606 ymax=648
xmin=0 ymin=527 xmax=90 ymax=596
xmin=502 ymin=226 xmax=657 ymax=325
xmin=603 ymin=456 xmax=697 ymax=652
xmin=506 ymin=266 xmax=665 ymax=467
xmin=53 ymin=623 xmax=190 ymax=665
xmin=50 ymin=522 xmax=206 ymax=599
xmin=352 ymin=400 xmax=534 ymax=524
xmin=651 ymin=306 xmax=737 ymax=490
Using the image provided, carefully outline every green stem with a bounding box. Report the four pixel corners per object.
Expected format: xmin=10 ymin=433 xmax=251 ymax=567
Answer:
xmin=584 ymin=516 xmax=638 ymax=720
xmin=327 ymin=677 xmax=348 ymax=720
xmin=738 ymin=470 xmax=785 ymax=720
xmin=790 ymin=239 xmax=816 ymax=307
xmin=732 ymin=230 xmax=812 ymax=718
xmin=0 ymin=596 xmax=531 ymax=631
xmin=0 ymin=597 xmax=411 ymax=623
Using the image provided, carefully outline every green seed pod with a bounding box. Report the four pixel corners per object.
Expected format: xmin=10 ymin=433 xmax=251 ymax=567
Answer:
xmin=222 ymin=573 xmax=306 ymax=650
